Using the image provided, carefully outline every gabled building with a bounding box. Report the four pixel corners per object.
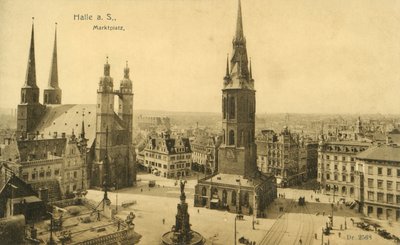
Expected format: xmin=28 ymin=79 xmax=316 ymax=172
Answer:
xmin=142 ymin=132 xmax=192 ymax=178
xmin=191 ymin=135 xmax=221 ymax=174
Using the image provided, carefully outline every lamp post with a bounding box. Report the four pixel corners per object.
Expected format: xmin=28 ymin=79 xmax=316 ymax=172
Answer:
xmin=48 ymin=212 xmax=55 ymax=245
xmin=331 ymin=185 xmax=338 ymax=227
xmin=234 ymin=214 xmax=240 ymax=245
xmin=114 ymin=182 xmax=118 ymax=213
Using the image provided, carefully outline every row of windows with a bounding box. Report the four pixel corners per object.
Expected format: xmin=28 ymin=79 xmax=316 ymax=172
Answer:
xmin=324 ymin=173 xmax=355 ymax=183
xmin=367 ymin=191 xmax=400 ymax=204
xmin=322 ymin=163 xmax=355 ymax=172
xmin=367 ymin=179 xmax=400 ymax=191
xmin=321 ymin=154 xmax=355 ymax=162
xmin=367 ymin=166 xmax=400 ymax=177
xmin=22 ymin=168 xmax=60 ymax=181
xmin=145 ymin=152 xmax=191 ymax=161
xmin=146 ymin=160 xmax=191 ymax=170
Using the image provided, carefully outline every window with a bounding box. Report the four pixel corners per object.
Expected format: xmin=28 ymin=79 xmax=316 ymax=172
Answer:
xmin=387 ymin=181 xmax=393 ymax=190
xmin=387 ymin=168 xmax=392 ymax=176
xmin=326 ymin=174 xmax=330 ymax=180
xmin=334 ymin=165 xmax=338 ymax=170
xmin=351 ymin=176 xmax=355 ymax=183
xmin=368 ymin=178 xmax=374 ymax=188
xmin=397 ymin=195 xmax=400 ymax=204
xmin=397 ymin=182 xmax=400 ymax=191
xmin=397 ymin=169 xmax=400 ymax=177
xmin=39 ymin=171 xmax=45 ymax=178
xmin=378 ymin=180 xmax=383 ymax=189
xmin=351 ymin=157 xmax=355 ymax=162
xmin=342 ymin=175 xmax=346 ymax=182
xmin=54 ymin=169 xmax=60 ymax=175
xmin=368 ymin=166 xmax=373 ymax=175
xmin=229 ymin=130 xmax=235 ymax=145
xmin=334 ymin=156 xmax=338 ymax=160
xmin=387 ymin=194 xmax=394 ymax=203
xmin=334 ymin=174 xmax=338 ymax=181
xmin=378 ymin=167 xmax=382 ymax=175
xmin=342 ymin=165 xmax=346 ymax=171
xmin=368 ymin=191 xmax=374 ymax=201
xmin=377 ymin=192 xmax=384 ymax=202
xmin=74 ymin=171 xmax=77 ymax=178
xmin=351 ymin=166 xmax=355 ymax=172
xmin=326 ymin=155 xmax=330 ymax=160
xmin=32 ymin=172 xmax=36 ymax=180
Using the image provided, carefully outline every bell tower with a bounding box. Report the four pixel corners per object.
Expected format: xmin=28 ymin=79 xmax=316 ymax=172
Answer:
xmin=95 ymin=57 xmax=115 ymax=162
xmin=16 ymin=18 xmax=45 ymax=139
xmin=118 ymin=61 xmax=134 ymax=144
xmin=218 ymin=0 xmax=257 ymax=178
xmin=43 ymin=23 xmax=62 ymax=105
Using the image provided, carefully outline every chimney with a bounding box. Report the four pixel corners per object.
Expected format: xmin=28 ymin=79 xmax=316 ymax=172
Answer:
xmin=53 ymin=132 xmax=58 ymax=138
xmin=61 ymin=132 xmax=66 ymax=138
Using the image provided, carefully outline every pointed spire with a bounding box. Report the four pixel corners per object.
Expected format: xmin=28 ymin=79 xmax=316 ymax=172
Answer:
xmin=48 ymin=22 xmax=59 ymax=88
xmin=81 ymin=110 xmax=86 ymax=139
xmin=25 ymin=17 xmax=37 ymax=87
xmin=225 ymin=54 xmax=230 ymax=77
xmin=104 ymin=56 xmax=110 ymax=76
xmin=249 ymin=57 xmax=253 ymax=79
xmin=235 ymin=0 xmax=244 ymax=41
xmin=124 ymin=60 xmax=129 ymax=78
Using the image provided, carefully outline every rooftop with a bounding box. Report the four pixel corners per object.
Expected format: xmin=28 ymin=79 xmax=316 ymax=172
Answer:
xmin=356 ymin=145 xmax=400 ymax=163
xmin=200 ymin=173 xmax=259 ymax=188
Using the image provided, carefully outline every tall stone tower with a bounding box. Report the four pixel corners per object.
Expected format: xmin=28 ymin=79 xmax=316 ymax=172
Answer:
xmin=218 ymin=0 xmax=257 ymax=178
xmin=17 ymin=19 xmax=45 ymax=139
xmin=95 ymin=57 xmax=115 ymax=162
xmin=43 ymin=23 xmax=62 ymax=105
xmin=118 ymin=62 xmax=134 ymax=144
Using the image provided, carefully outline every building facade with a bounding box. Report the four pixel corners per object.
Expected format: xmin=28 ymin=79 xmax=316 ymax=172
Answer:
xmin=194 ymin=0 xmax=276 ymax=216
xmin=355 ymin=145 xmax=400 ymax=222
xmin=256 ymin=128 xmax=311 ymax=187
xmin=191 ymin=135 xmax=220 ymax=174
xmin=142 ymin=132 xmax=192 ymax=178
xmin=317 ymin=140 xmax=371 ymax=199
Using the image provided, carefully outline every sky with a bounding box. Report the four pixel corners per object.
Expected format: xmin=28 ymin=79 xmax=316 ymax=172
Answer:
xmin=0 ymin=0 xmax=400 ymax=114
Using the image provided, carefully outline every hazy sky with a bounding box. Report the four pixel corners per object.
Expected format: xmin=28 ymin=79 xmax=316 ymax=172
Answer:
xmin=1 ymin=0 xmax=400 ymax=114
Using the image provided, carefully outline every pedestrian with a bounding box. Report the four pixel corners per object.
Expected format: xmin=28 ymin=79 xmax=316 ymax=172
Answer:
xmin=197 ymin=209 xmax=199 ymax=214
xmin=315 ymin=233 xmax=317 ymax=239
xmin=299 ymin=238 xmax=302 ymax=244
xmin=323 ymin=211 xmax=325 ymax=216
xmin=141 ymin=188 xmax=143 ymax=192
xmin=338 ymin=232 xmax=341 ymax=238
xmin=162 ymin=218 xmax=165 ymax=224
xmin=340 ymin=224 xmax=342 ymax=230
xmin=118 ymin=220 xmax=121 ymax=231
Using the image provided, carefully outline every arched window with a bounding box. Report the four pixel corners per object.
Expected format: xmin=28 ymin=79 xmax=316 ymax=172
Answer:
xmin=229 ymin=96 xmax=235 ymax=119
xmin=229 ymin=130 xmax=235 ymax=145
xmin=222 ymin=190 xmax=227 ymax=205
xmin=231 ymin=191 xmax=237 ymax=205
xmin=202 ymin=187 xmax=207 ymax=196
xmin=223 ymin=97 xmax=227 ymax=119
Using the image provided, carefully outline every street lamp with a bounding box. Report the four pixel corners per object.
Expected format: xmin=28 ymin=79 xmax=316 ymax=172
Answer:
xmin=234 ymin=214 xmax=240 ymax=245
xmin=331 ymin=185 xmax=338 ymax=227
xmin=47 ymin=212 xmax=55 ymax=245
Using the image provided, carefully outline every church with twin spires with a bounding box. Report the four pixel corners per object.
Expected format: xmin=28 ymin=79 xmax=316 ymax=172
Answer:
xmin=4 ymin=19 xmax=136 ymax=200
xmin=194 ymin=0 xmax=276 ymax=216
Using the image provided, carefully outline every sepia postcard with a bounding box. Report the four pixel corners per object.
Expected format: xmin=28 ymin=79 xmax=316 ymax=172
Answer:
xmin=0 ymin=0 xmax=399 ymax=244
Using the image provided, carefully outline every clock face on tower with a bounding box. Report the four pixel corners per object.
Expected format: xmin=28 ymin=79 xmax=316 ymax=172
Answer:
xmin=226 ymin=148 xmax=235 ymax=159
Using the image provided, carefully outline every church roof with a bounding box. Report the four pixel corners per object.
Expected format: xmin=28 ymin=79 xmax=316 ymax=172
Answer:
xmin=32 ymin=104 xmax=125 ymax=147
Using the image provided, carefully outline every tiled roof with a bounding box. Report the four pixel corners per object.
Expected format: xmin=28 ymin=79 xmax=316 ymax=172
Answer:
xmin=33 ymin=104 xmax=97 ymax=146
xmin=33 ymin=104 xmax=125 ymax=147
xmin=356 ymin=145 xmax=400 ymax=162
